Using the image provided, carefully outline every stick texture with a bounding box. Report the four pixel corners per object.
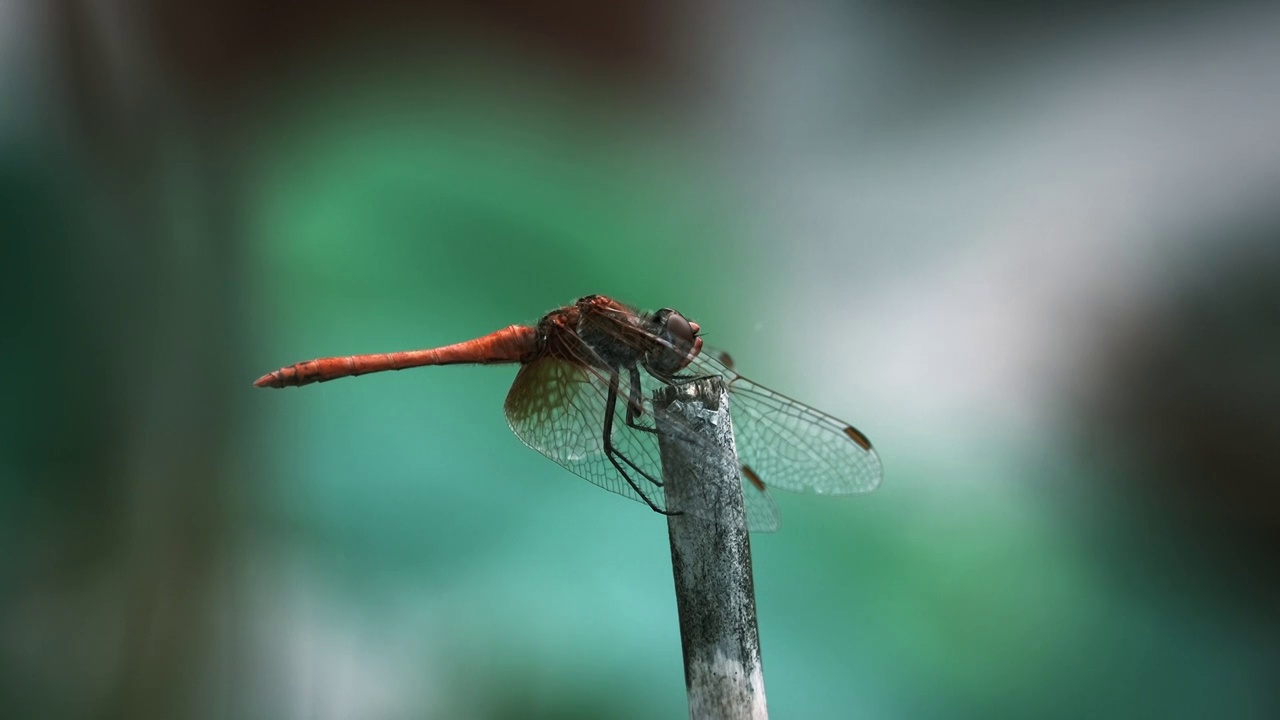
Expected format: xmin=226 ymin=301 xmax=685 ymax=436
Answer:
xmin=656 ymin=377 xmax=768 ymax=720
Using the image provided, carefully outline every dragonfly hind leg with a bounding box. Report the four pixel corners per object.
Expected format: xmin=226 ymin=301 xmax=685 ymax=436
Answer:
xmin=622 ymin=366 xmax=699 ymax=452
xmin=604 ymin=372 xmax=680 ymax=516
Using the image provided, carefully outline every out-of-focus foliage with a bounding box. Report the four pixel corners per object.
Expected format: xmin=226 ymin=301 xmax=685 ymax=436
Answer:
xmin=3 ymin=2 xmax=1278 ymax=718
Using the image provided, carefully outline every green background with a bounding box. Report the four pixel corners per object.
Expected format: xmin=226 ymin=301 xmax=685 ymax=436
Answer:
xmin=3 ymin=3 xmax=1278 ymax=718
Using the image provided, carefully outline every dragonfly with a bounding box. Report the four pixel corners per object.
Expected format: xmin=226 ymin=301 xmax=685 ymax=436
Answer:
xmin=254 ymin=295 xmax=881 ymax=531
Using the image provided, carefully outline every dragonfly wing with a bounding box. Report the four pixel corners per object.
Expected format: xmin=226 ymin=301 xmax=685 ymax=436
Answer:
xmin=625 ymin=366 xmax=781 ymax=532
xmin=689 ymin=350 xmax=884 ymax=496
xmin=740 ymin=475 xmax=780 ymax=532
xmin=504 ymin=356 xmax=780 ymax=532
xmin=504 ymin=357 xmax=670 ymax=513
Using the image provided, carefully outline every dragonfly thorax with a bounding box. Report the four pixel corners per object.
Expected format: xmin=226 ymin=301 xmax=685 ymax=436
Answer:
xmin=572 ymin=310 xmax=649 ymax=371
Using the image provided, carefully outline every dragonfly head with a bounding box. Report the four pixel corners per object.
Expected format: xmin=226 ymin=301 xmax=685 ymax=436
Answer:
xmin=644 ymin=308 xmax=703 ymax=376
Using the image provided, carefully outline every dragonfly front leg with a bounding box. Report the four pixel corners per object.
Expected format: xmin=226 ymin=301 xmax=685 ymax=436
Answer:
xmin=623 ymin=366 xmax=710 ymax=444
xmin=623 ymin=365 xmax=662 ymax=436
xmin=603 ymin=371 xmax=677 ymax=511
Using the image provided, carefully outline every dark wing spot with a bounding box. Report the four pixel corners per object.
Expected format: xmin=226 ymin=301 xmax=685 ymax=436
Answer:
xmin=715 ymin=351 xmax=735 ymax=370
xmin=742 ymin=464 xmax=766 ymax=492
xmin=843 ymin=426 xmax=874 ymax=452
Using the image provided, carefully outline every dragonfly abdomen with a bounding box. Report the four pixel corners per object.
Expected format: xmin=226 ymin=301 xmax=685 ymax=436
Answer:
xmin=254 ymin=325 xmax=537 ymax=388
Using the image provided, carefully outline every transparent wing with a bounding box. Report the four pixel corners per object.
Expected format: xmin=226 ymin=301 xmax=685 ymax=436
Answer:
xmin=504 ymin=357 xmax=668 ymax=511
xmin=740 ymin=473 xmax=780 ymax=532
xmin=504 ymin=356 xmax=779 ymax=532
xmin=687 ymin=350 xmax=883 ymax=497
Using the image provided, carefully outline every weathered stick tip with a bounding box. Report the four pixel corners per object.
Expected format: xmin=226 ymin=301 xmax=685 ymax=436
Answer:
xmin=656 ymin=375 xmax=768 ymax=719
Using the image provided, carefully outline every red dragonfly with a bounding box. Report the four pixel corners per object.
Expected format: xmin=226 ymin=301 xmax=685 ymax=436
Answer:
xmin=255 ymin=295 xmax=881 ymax=531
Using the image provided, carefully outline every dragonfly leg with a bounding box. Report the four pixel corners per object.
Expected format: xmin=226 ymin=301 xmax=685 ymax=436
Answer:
xmin=604 ymin=372 xmax=680 ymax=515
xmin=626 ymin=365 xmax=648 ymax=420
xmin=624 ymin=367 xmax=712 ymax=471
xmin=615 ymin=447 xmax=664 ymax=488
xmin=605 ymin=371 xmax=665 ymax=489
xmin=607 ymin=452 xmax=675 ymax=517
xmin=623 ymin=365 xmax=661 ymax=436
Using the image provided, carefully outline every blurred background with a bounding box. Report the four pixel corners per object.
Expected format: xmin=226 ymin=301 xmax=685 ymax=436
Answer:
xmin=3 ymin=1 xmax=1278 ymax=718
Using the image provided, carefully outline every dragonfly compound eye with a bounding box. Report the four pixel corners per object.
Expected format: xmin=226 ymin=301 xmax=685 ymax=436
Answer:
xmin=647 ymin=310 xmax=703 ymax=375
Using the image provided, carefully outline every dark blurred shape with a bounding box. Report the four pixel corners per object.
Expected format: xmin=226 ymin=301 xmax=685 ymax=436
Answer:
xmin=0 ymin=1 xmax=249 ymax=717
xmin=120 ymin=0 xmax=680 ymax=105
xmin=907 ymin=0 xmax=1215 ymax=35
xmin=1085 ymin=220 xmax=1280 ymax=609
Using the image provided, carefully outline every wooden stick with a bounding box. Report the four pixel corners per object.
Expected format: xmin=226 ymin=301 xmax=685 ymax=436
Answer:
xmin=655 ymin=377 xmax=768 ymax=720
